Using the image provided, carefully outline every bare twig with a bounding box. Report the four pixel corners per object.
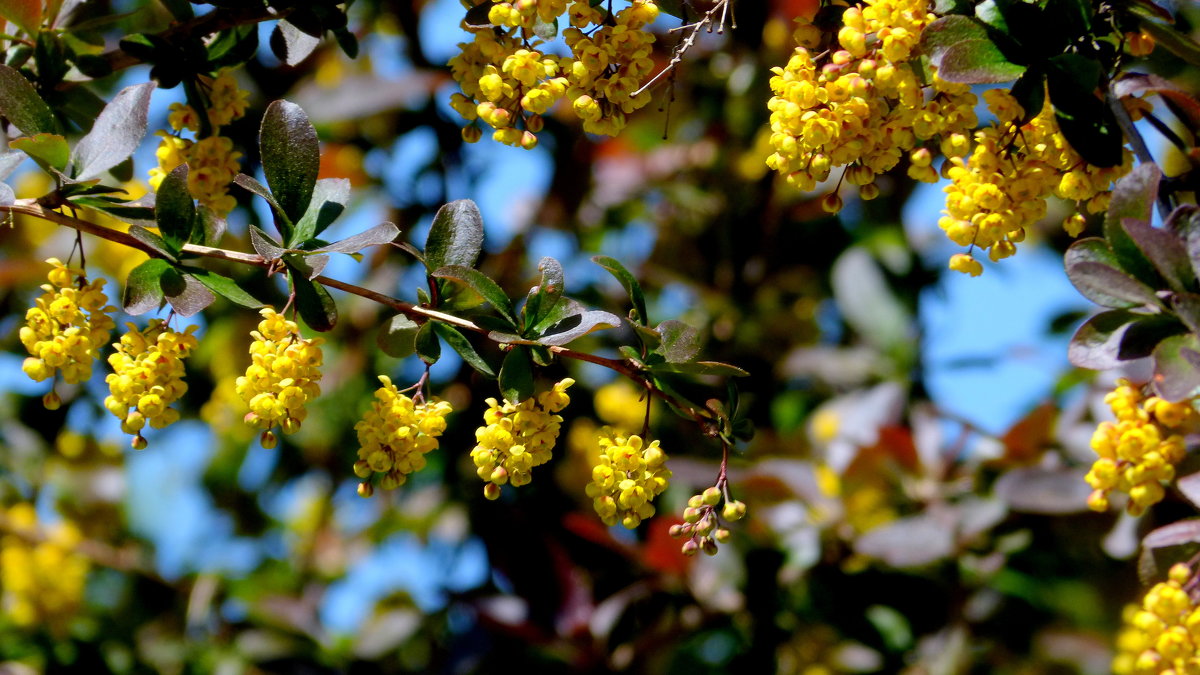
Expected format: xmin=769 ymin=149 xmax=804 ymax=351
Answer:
xmin=632 ymin=0 xmax=732 ymax=99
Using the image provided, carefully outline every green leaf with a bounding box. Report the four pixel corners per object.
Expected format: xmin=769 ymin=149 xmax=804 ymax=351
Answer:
xmin=293 ymin=178 xmax=351 ymax=243
xmin=206 ymin=24 xmax=258 ymax=69
xmin=270 ymin=19 xmax=321 ymax=66
xmin=155 ymin=164 xmax=195 ymax=256
xmin=127 ymin=225 xmax=177 ymax=262
xmin=260 ymin=100 xmax=319 ymax=230
xmin=424 ymin=199 xmax=483 ymax=273
xmin=431 ymin=264 xmax=516 ymax=327
xmin=1171 ymin=293 xmax=1200 ymax=334
xmin=1108 ymin=162 xmax=1160 ymax=230
xmin=377 ymin=314 xmax=419 ymax=358
xmin=233 ymin=173 xmax=293 ymax=238
xmin=0 ymin=0 xmax=43 ymax=35
xmin=284 ymin=252 xmax=329 ymax=280
xmin=185 ymin=268 xmax=262 ymax=308
xmin=293 ymin=275 xmax=337 ymax=332
xmin=1065 ymin=238 xmax=1157 ymax=308
xmin=0 ymin=64 xmax=56 ymax=135
xmin=652 ymin=361 xmax=750 ymax=377
xmin=1122 ymin=218 xmax=1194 ymax=293
xmin=920 ymin=16 xmax=1024 ymax=84
xmin=1009 ymin=67 xmax=1045 ymax=123
xmin=592 ymin=255 xmax=648 ymax=325
xmin=122 ymin=258 xmax=170 ymax=315
xmin=536 ymin=309 xmax=622 ymax=346
xmin=1153 ymin=333 xmax=1200 ymax=402
xmin=1067 ymin=309 xmax=1139 ymax=369
xmin=160 ymin=268 xmax=214 ymax=317
xmin=195 ymin=205 xmax=227 ymax=247
xmin=499 ymin=346 xmax=534 ymax=404
xmin=70 ymin=195 xmax=156 ymax=228
xmin=1066 ymin=261 xmax=1161 ymax=309
xmin=415 ymin=321 xmax=440 ymax=365
xmin=655 ymin=319 xmax=702 ymax=363
xmin=530 ymin=296 xmax=585 ymax=335
xmin=522 ymin=256 xmax=564 ymax=332
xmin=249 ymin=225 xmax=286 ymax=261
xmin=9 ymin=133 xmax=68 ymax=171
xmin=1047 ymin=54 xmax=1123 ymax=168
xmin=1136 ymin=14 xmax=1200 ymax=69
xmin=314 ymin=221 xmax=398 ymax=254
xmin=433 ymin=322 xmax=495 ymax=377
xmin=1171 ymin=206 xmax=1200 ymax=286
xmin=71 ymin=81 xmax=154 ymax=181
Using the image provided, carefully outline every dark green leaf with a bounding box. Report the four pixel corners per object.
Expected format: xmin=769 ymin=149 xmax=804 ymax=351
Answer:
xmin=196 ymin=205 xmax=227 ymax=247
xmin=1172 ymin=293 xmax=1200 ymax=334
xmin=415 ymin=321 xmax=440 ymax=365
xmin=260 ymin=100 xmax=319 ymax=229
xmin=284 ymin=252 xmax=329 ymax=280
xmin=655 ymin=319 xmax=703 ymax=363
xmin=522 ymin=256 xmax=564 ymax=332
xmin=293 ymin=274 xmax=337 ymax=332
xmin=1124 ymin=314 xmax=1188 ymax=361
xmin=9 ymin=133 xmax=68 ymax=171
xmin=464 ymin=1 xmax=493 ymax=27
xmin=186 ymin=268 xmax=262 ymax=308
xmin=424 ymin=199 xmax=483 ymax=272
xmin=0 ymin=64 xmax=57 ymax=135
xmin=122 ymin=258 xmax=170 ymax=315
xmin=377 ymin=314 xmax=419 ymax=359
xmin=233 ymin=173 xmax=293 ymax=238
xmin=1067 ymin=309 xmax=1139 ymax=369
xmin=531 ymin=296 xmax=586 ymax=335
xmin=71 ymin=81 xmax=154 ymax=181
xmin=1170 ymin=206 xmax=1200 ymax=285
xmin=293 ymin=177 xmax=350 ymax=242
xmin=431 ymin=264 xmax=516 ymax=326
xmin=127 ymin=225 xmax=177 ymax=262
xmin=206 ymin=24 xmax=258 ymax=69
xmin=314 ymin=221 xmax=399 ymax=254
xmin=1153 ymin=334 xmax=1200 ymax=402
xmin=1136 ymin=15 xmax=1200 ymax=69
xmin=1065 ymin=261 xmax=1161 ymax=308
xmin=155 ymin=164 xmax=195 ymax=255
xmin=433 ymin=322 xmax=495 ymax=377
xmin=592 ymin=255 xmax=648 ymax=325
xmin=249 ymin=225 xmax=286 ymax=261
xmin=536 ymin=309 xmax=622 ymax=346
xmin=1009 ymin=68 xmax=1045 ymax=123
xmin=160 ymin=268 xmax=214 ymax=317
xmin=1122 ymin=218 xmax=1193 ymax=293
xmin=1047 ymin=54 xmax=1123 ymax=168
xmin=652 ymin=361 xmax=750 ymax=377
xmin=271 ymin=19 xmax=321 ymax=66
xmin=499 ymin=346 xmax=534 ymax=404
xmin=332 ymin=27 xmax=358 ymax=58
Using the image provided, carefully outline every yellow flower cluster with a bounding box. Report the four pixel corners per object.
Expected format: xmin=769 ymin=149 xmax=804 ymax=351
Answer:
xmin=103 ymin=320 xmax=199 ymax=449
xmin=471 ymin=378 xmax=574 ymax=499
xmin=766 ymin=0 xmax=978 ymax=196
xmin=1086 ymin=379 xmax=1197 ymax=516
xmin=353 ymin=376 xmax=454 ymax=496
xmin=0 ymin=504 xmax=89 ymax=632
xmin=586 ymin=430 xmax=671 ymax=529
xmin=1112 ymin=563 xmax=1200 ymax=674
xmin=236 ymin=308 xmax=324 ymax=446
xmin=148 ymin=71 xmax=249 ymax=216
xmin=20 ymin=258 xmax=116 ymax=393
xmin=670 ymin=485 xmax=746 ymax=556
xmin=937 ymin=89 xmax=1131 ymax=272
xmin=449 ymin=0 xmax=659 ymax=147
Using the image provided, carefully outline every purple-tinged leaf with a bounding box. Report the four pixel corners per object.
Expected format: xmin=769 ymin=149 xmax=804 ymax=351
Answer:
xmin=122 ymin=258 xmax=170 ymax=315
xmin=71 ymin=81 xmax=154 ymax=181
xmin=1177 ymin=472 xmax=1200 ymax=510
xmin=249 ymin=225 xmax=286 ymax=261
xmin=536 ymin=309 xmax=621 ymax=346
xmin=1144 ymin=519 xmax=1200 ymax=549
xmin=1065 ymin=261 xmax=1160 ymax=309
xmin=314 ymin=221 xmax=398 ymax=254
xmin=1152 ymin=333 xmax=1200 ymax=401
xmin=161 ymin=268 xmax=214 ymax=317
xmin=1122 ymin=218 xmax=1194 ymax=293
xmin=1067 ymin=309 xmax=1138 ymax=369
xmin=292 ymin=274 xmax=337 ymax=332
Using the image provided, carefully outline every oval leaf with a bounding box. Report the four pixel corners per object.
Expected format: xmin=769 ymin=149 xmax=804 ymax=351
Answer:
xmin=522 ymin=256 xmax=564 ymax=331
xmin=1065 ymin=261 xmax=1160 ymax=309
xmin=433 ymin=322 xmax=495 ymax=377
xmin=1153 ymin=333 xmax=1200 ymax=402
xmin=655 ymin=319 xmax=703 ymax=363
xmin=71 ymin=81 xmax=155 ymax=181
xmin=592 ymin=255 xmax=648 ymax=326
xmin=415 ymin=321 xmax=440 ymax=365
xmin=160 ymin=269 xmax=215 ymax=317
xmin=1123 ymin=218 xmax=1193 ymax=293
xmin=186 ymin=268 xmax=262 ymax=308
xmin=424 ymin=200 xmax=483 ymax=273
xmin=155 ymin=164 xmax=195 ymax=255
xmin=376 ymin=314 xmax=419 ymax=359
xmin=260 ymin=100 xmax=319 ymax=229
xmin=499 ymin=346 xmax=534 ymax=404
xmin=0 ymin=64 xmax=57 ymax=136
xmin=431 ymin=264 xmax=515 ymax=327
xmin=536 ymin=309 xmax=622 ymax=346
xmin=315 ymin=221 xmax=399 ymax=254
xmin=1067 ymin=309 xmax=1138 ymax=369
xmin=122 ymin=258 xmax=170 ymax=315
xmin=293 ymin=177 xmax=351 ymax=244
xmin=293 ymin=275 xmax=337 ymax=332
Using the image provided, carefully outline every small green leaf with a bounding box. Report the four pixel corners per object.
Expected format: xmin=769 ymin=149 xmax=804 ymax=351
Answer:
xmin=206 ymin=24 xmax=259 ymax=69
xmin=249 ymin=225 xmax=286 ymax=261
xmin=160 ymin=268 xmax=214 ymax=317
xmin=155 ymin=164 xmax=195 ymax=255
xmin=1047 ymin=53 xmax=1123 ymax=168
xmin=921 ymin=15 xmax=1024 ymax=84
xmin=127 ymin=225 xmax=177 ymax=262
xmin=652 ymin=361 xmax=749 ymax=377
xmin=433 ymin=322 xmax=495 ymax=377
xmin=1153 ymin=334 xmax=1200 ymax=402
xmin=233 ymin=173 xmax=293 ymax=239
xmin=71 ymin=81 xmax=154 ymax=181
xmin=655 ymin=319 xmax=703 ymax=363
xmin=1136 ymin=14 xmax=1200 ymax=69
xmin=314 ymin=221 xmax=399 ymax=254
xmin=70 ymin=195 xmax=156 ymax=228
xmin=0 ymin=64 xmax=57 ymax=136
xmin=293 ymin=275 xmax=337 ymax=332
xmin=9 ymin=133 xmax=69 ymax=171
xmin=592 ymin=255 xmax=648 ymax=325
xmin=536 ymin=309 xmax=622 ymax=346
xmin=122 ymin=258 xmax=170 ymax=315
xmin=415 ymin=321 xmax=440 ymax=365
xmin=522 ymin=256 xmax=564 ymax=332
xmin=284 ymin=252 xmax=329 ymax=280
xmin=292 ymin=178 xmax=350 ymax=244
xmin=1067 ymin=309 xmax=1139 ymax=369
xmin=186 ymin=268 xmax=262 ymax=308
xmin=431 ymin=265 xmax=516 ymax=327
xmin=424 ymin=199 xmax=484 ymax=273
xmin=1066 ymin=261 xmax=1161 ymax=309
xmin=260 ymin=100 xmax=319 ymax=229
xmin=499 ymin=346 xmax=534 ymax=404
xmin=1122 ymin=218 xmax=1193 ymax=293
xmin=376 ymin=314 xmax=420 ymax=359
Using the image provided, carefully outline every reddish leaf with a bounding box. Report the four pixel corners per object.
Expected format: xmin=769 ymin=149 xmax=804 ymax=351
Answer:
xmin=999 ymin=403 xmax=1057 ymax=464
xmin=0 ymin=0 xmax=42 ymax=35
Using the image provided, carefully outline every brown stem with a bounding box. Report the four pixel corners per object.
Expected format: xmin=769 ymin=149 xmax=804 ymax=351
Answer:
xmin=2 ymin=200 xmax=715 ymax=424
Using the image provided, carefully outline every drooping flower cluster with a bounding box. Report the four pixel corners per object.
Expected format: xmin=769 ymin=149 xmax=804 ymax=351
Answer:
xmin=20 ymin=258 xmax=116 ymax=400
xmin=936 ymin=89 xmax=1131 ymax=274
xmin=103 ymin=320 xmax=199 ymax=449
xmin=1112 ymin=563 xmax=1200 ymax=674
xmin=586 ymin=429 xmax=671 ymax=529
xmin=353 ymin=376 xmax=454 ymax=496
xmin=670 ymin=485 xmax=746 ymax=556
xmin=236 ymin=308 xmax=324 ymax=446
xmin=148 ymin=70 xmax=248 ymax=216
xmin=766 ymin=0 xmax=978 ymax=196
xmin=448 ymin=0 xmax=659 ymax=147
xmin=1086 ymin=379 xmax=1198 ymax=516
xmin=0 ymin=503 xmax=89 ymax=633
xmin=471 ymin=378 xmax=574 ymax=499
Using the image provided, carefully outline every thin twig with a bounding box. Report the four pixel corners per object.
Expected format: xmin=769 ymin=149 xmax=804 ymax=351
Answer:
xmin=632 ymin=0 xmax=730 ymax=99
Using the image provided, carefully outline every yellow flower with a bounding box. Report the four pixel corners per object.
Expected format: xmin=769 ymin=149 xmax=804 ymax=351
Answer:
xmin=585 ymin=429 xmax=671 ymax=528
xmin=471 ymin=378 xmax=574 ymax=498
xmin=353 ymin=376 xmax=453 ymax=493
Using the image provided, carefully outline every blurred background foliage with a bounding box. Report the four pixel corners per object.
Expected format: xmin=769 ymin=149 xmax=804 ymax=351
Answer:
xmin=0 ymin=0 xmax=1189 ymax=672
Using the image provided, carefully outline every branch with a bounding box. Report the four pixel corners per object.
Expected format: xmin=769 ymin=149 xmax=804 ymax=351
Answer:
xmin=1 ymin=200 xmax=715 ymax=424
xmin=632 ymin=0 xmax=732 ymax=99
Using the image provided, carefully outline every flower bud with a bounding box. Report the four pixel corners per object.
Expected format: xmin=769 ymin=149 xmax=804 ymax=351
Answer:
xmin=722 ymin=500 xmax=746 ymax=521
xmin=260 ymin=430 xmax=277 ymax=449
xmin=357 ymin=481 xmax=374 ymax=498
xmin=701 ymin=487 xmax=722 ymax=506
